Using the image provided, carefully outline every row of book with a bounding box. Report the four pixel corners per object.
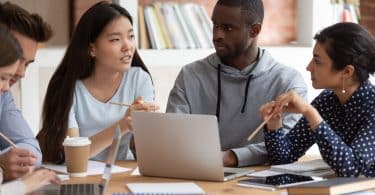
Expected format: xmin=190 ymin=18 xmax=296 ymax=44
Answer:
xmin=138 ymin=2 xmax=213 ymax=49
xmin=331 ymin=0 xmax=360 ymax=23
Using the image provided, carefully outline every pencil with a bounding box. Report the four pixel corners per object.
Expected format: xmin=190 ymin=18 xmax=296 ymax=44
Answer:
xmin=109 ymin=102 xmax=131 ymax=107
xmin=0 ymin=132 xmax=17 ymax=148
xmin=247 ymin=113 xmax=274 ymax=141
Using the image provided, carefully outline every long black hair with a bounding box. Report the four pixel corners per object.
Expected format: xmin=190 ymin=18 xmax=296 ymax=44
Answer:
xmin=37 ymin=1 xmax=150 ymax=164
xmin=314 ymin=22 xmax=375 ymax=82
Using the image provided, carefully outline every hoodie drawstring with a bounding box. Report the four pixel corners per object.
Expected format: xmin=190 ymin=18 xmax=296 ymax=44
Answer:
xmin=216 ymin=64 xmax=221 ymax=121
xmin=216 ymin=48 xmax=261 ymax=121
xmin=241 ymin=75 xmax=253 ymax=113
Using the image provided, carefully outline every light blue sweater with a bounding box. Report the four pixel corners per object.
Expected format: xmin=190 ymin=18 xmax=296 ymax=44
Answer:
xmin=167 ymin=49 xmax=308 ymax=167
xmin=68 ymin=67 xmax=154 ymax=160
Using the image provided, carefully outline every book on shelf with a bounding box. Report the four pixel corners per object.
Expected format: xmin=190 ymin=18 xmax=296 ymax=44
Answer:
xmin=172 ymin=3 xmax=197 ymax=49
xmin=143 ymin=5 xmax=165 ymax=49
xmin=138 ymin=2 xmax=213 ymax=50
xmin=138 ymin=6 xmax=150 ymax=49
xmin=287 ymin=177 xmax=375 ymax=195
xmin=330 ymin=0 xmax=360 ymax=23
xmin=180 ymin=3 xmax=212 ymax=49
xmin=159 ymin=3 xmax=189 ymax=49
xmin=153 ymin=3 xmax=174 ymax=49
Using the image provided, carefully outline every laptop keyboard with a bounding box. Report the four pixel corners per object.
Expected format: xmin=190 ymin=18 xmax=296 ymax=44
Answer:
xmin=61 ymin=184 xmax=96 ymax=195
xmin=224 ymin=172 xmax=236 ymax=177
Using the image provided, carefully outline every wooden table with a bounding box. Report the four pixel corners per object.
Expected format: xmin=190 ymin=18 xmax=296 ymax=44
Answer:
xmin=65 ymin=160 xmax=286 ymax=195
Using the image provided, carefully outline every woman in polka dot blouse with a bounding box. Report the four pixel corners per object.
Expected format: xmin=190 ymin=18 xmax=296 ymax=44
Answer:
xmin=260 ymin=22 xmax=375 ymax=177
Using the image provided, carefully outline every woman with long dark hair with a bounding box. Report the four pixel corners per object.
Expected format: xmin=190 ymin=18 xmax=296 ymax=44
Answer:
xmin=37 ymin=1 xmax=158 ymax=164
xmin=260 ymin=22 xmax=375 ymax=177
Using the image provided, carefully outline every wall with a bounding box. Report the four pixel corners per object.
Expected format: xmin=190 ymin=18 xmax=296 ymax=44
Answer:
xmin=360 ymin=0 xmax=375 ymax=35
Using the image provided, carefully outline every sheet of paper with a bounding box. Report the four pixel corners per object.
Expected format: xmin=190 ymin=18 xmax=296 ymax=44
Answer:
xmin=57 ymin=174 xmax=70 ymax=181
xmin=271 ymin=159 xmax=331 ymax=173
xmin=127 ymin=182 xmax=204 ymax=194
xmin=247 ymin=169 xmax=284 ymax=177
xmin=131 ymin=166 xmax=140 ymax=176
xmin=42 ymin=160 xmax=131 ymax=175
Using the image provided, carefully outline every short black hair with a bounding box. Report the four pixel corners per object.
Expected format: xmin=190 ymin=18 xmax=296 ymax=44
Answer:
xmin=217 ymin=0 xmax=264 ymax=24
xmin=0 ymin=2 xmax=53 ymax=42
xmin=314 ymin=22 xmax=375 ymax=83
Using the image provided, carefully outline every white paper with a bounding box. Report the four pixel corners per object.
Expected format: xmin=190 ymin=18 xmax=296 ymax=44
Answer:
xmin=247 ymin=169 xmax=284 ymax=177
xmin=131 ymin=166 xmax=140 ymax=176
xmin=57 ymin=174 xmax=70 ymax=181
xmin=271 ymin=159 xmax=331 ymax=173
xmin=42 ymin=160 xmax=131 ymax=175
xmin=127 ymin=182 xmax=204 ymax=194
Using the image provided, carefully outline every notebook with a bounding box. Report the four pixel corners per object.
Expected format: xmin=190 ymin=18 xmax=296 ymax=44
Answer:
xmin=132 ymin=112 xmax=254 ymax=182
xmin=270 ymin=159 xmax=334 ymax=176
xmin=287 ymin=177 xmax=375 ymax=195
xmin=126 ymin=182 xmax=204 ymax=194
xmin=32 ymin=126 xmax=122 ymax=195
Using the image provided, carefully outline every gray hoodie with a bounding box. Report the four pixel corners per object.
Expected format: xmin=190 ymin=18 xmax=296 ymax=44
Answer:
xmin=167 ymin=49 xmax=308 ymax=166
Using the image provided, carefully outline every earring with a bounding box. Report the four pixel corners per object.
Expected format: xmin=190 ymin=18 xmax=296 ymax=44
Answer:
xmin=341 ymin=77 xmax=346 ymax=94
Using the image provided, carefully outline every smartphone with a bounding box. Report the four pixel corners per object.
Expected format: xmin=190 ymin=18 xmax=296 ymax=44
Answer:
xmin=237 ymin=173 xmax=324 ymax=191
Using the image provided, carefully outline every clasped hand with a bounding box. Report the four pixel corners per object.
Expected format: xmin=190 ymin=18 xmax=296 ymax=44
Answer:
xmin=259 ymin=90 xmax=309 ymax=131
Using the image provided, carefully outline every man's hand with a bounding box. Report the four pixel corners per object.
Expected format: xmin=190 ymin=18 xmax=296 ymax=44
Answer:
xmin=222 ymin=150 xmax=238 ymax=167
xmin=0 ymin=147 xmax=36 ymax=180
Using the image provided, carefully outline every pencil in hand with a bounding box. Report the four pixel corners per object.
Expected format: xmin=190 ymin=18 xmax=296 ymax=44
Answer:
xmin=0 ymin=132 xmax=17 ymax=148
xmin=247 ymin=113 xmax=274 ymax=141
xmin=109 ymin=102 xmax=131 ymax=107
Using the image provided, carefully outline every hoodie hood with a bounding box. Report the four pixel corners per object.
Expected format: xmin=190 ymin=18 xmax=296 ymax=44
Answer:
xmin=207 ymin=48 xmax=278 ymax=79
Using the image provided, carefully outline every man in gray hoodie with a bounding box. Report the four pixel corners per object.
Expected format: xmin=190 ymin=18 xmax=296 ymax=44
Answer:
xmin=167 ymin=0 xmax=308 ymax=167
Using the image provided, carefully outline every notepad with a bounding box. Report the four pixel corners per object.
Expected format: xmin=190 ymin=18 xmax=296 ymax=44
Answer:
xmin=126 ymin=182 xmax=205 ymax=194
xmin=271 ymin=159 xmax=331 ymax=173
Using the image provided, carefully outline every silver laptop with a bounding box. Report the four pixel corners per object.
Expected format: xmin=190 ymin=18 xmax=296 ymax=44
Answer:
xmin=33 ymin=126 xmax=122 ymax=195
xmin=132 ymin=112 xmax=254 ymax=181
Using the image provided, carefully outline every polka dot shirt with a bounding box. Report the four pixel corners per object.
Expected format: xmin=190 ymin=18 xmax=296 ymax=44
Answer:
xmin=264 ymin=81 xmax=375 ymax=177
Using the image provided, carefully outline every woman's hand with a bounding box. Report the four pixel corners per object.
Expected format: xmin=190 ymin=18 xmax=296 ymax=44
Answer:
xmin=259 ymin=101 xmax=282 ymax=131
xmin=21 ymin=169 xmax=60 ymax=193
xmin=119 ymin=96 xmax=159 ymax=133
xmin=273 ymin=91 xmax=310 ymax=115
xmin=266 ymin=91 xmax=323 ymax=130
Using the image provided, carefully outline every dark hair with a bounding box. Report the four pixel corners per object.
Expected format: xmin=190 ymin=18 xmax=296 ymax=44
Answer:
xmin=0 ymin=1 xmax=52 ymax=42
xmin=314 ymin=22 xmax=375 ymax=82
xmin=217 ymin=0 xmax=264 ymax=24
xmin=0 ymin=24 xmax=22 ymax=67
xmin=37 ymin=1 xmax=151 ymax=164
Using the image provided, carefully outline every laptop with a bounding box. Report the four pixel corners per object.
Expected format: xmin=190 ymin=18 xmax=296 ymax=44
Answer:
xmin=132 ymin=112 xmax=254 ymax=181
xmin=33 ymin=126 xmax=122 ymax=195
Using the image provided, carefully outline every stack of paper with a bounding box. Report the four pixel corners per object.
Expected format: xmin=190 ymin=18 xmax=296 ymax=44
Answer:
xmin=249 ymin=159 xmax=334 ymax=177
xmin=270 ymin=159 xmax=333 ymax=176
xmin=126 ymin=182 xmax=205 ymax=194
